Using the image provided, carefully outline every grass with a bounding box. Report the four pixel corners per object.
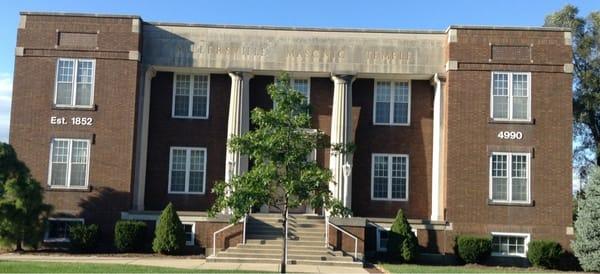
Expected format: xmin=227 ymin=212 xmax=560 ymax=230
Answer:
xmin=0 ymin=260 xmax=262 ymax=273
xmin=379 ymin=263 xmax=556 ymax=273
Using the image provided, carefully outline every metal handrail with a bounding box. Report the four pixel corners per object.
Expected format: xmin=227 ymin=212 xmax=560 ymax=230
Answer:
xmin=326 ymin=220 xmax=359 ymax=260
xmin=213 ymin=214 xmax=247 ymax=257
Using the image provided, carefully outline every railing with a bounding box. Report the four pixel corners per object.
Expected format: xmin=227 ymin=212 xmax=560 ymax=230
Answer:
xmin=325 ymin=216 xmax=358 ymax=261
xmin=212 ymin=214 xmax=247 ymax=257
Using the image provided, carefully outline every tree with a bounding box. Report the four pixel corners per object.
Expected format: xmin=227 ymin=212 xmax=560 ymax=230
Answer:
xmin=152 ymin=203 xmax=185 ymax=254
xmin=209 ymin=74 xmax=343 ymax=273
xmin=0 ymin=143 xmax=52 ymax=251
xmin=544 ymin=5 xmax=600 ymax=173
xmin=573 ymin=167 xmax=600 ymax=272
xmin=387 ymin=209 xmax=417 ymax=262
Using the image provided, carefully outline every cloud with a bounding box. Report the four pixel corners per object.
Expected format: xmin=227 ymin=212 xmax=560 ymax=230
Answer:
xmin=0 ymin=73 xmax=12 ymax=143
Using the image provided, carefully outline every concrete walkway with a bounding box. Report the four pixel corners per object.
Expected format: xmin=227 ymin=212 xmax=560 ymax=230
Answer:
xmin=0 ymin=253 xmax=374 ymax=273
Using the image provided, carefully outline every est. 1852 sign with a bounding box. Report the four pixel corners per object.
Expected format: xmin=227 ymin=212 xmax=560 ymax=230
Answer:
xmin=50 ymin=116 xmax=93 ymax=126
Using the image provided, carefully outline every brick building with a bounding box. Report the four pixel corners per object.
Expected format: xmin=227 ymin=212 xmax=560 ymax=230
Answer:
xmin=9 ymin=12 xmax=573 ymax=265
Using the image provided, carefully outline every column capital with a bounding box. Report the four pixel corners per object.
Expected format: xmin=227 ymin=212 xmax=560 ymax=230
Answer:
xmin=228 ymin=70 xmax=254 ymax=80
xmin=331 ymin=74 xmax=355 ymax=84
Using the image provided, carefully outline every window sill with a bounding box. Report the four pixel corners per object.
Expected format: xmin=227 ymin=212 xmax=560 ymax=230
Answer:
xmin=488 ymin=118 xmax=535 ymax=125
xmin=373 ymin=123 xmax=411 ymax=127
xmin=52 ymin=104 xmax=97 ymax=111
xmin=168 ymin=192 xmax=206 ymax=195
xmin=46 ymin=186 xmax=92 ymax=192
xmin=371 ymin=198 xmax=409 ymax=202
xmin=488 ymin=199 xmax=534 ymax=207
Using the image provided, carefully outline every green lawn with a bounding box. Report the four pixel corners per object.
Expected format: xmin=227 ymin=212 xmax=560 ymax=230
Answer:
xmin=379 ymin=263 xmax=556 ymax=273
xmin=0 ymin=260 xmax=261 ymax=273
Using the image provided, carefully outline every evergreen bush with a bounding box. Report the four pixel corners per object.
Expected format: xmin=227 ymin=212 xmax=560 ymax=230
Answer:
xmin=69 ymin=223 xmax=99 ymax=252
xmin=114 ymin=220 xmax=147 ymax=252
xmin=387 ymin=209 xmax=418 ymax=262
xmin=527 ymin=240 xmax=563 ymax=269
xmin=573 ymin=167 xmax=600 ymax=272
xmin=152 ymin=203 xmax=185 ymax=254
xmin=456 ymin=235 xmax=491 ymax=264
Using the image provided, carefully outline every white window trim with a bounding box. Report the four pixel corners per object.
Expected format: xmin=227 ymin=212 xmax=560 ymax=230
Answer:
xmin=171 ymin=73 xmax=210 ymax=119
xmin=53 ymin=58 xmax=96 ymax=108
xmin=491 ymin=232 xmax=530 ymax=258
xmin=373 ymin=80 xmax=411 ymax=126
xmin=371 ymin=153 xmax=409 ymax=201
xmin=43 ymin=217 xmax=85 ymax=243
xmin=490 ymin=72 xmax=532 ymax=122
xmin=182 ymin=222 xmax=196 ymax=246
xmin=47 ymin=138 xmax=91 ymax=189
xmin=168 ymin=147 xmax=207 ymax=195
xmin=489 ymin=152 xmax=531 ymax=204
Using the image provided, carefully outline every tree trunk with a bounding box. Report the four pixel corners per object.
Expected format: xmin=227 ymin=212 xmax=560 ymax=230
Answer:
xmin=15 ymin=239 xmax=23 ymax=252
xmin=280 ymin=207 xmax=288 ymax=273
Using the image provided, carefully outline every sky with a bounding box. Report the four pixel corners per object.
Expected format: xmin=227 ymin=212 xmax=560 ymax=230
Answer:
xmin=0 ymin=0 xmax=596 ymax=169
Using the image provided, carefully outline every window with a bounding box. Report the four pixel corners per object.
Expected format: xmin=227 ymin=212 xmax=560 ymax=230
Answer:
xmin=169 ymin=147 xmax=206 ymax=194
xmin=172 ymin=74 xmax=210 ymax=119
xmin=183 ymin=222 xmax=195 ymax=246
xmin=44 ymin=218 xmax=84 ymax=242
xmin=491 ymin=72 xmax=531 ymax=121
xmin=292 ymin=78 xmax=310 ymax=102
xmin=373 ymin=81 xmax=410 ymax=125
xmin=376 ymin=228 xmax=389 ymax=252
xmin=491 ymin=233 xmax=530 ymax=257
xmin=490 ymin=152 xmax=530 ymax=203
xmin=54 ymin=58 xmax=95 ymax=107
xmin=371 ymin=154 xmax=409 ymax=201
xmin=48 ymin=139 xmax=91 ymax=188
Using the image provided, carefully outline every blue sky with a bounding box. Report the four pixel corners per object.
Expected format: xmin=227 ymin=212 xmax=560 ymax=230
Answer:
xmin=0 ymin=0 xmax=595 ymax=144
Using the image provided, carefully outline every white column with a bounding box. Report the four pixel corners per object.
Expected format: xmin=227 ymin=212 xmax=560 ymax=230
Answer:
xmin=133 ymin=66 xmax=156 ymax=211
xmin=329 ymin=74 xmax=355 ymax=209
xmin=225 ymin=71 xmax=253 ymax=183
xmin=431 ymin=73 xmax=444 ymax=221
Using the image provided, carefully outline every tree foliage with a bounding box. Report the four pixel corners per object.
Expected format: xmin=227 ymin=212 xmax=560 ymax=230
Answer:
xmin=387 ymin=209 xmax=417 ymax=262
xmin=573 ymin=167 xmax=600 ymax=272
xmin=544 ymin=5 xmax=600 ymax=172
xmin=152 ymin=203 xmax=185 ymax=254
xmin=209 ymin=73 xmax=345 ymax=272
xmin=0 ymin=143 xmax=51 ymax=251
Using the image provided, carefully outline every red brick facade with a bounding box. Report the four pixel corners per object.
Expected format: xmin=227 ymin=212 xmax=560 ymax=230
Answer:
xmin=9 ymin=12 xmax=572 ymax=260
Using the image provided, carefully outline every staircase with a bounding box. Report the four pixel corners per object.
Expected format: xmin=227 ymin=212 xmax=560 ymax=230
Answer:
xmin=207 ymin=213 xmax=362 ymax=267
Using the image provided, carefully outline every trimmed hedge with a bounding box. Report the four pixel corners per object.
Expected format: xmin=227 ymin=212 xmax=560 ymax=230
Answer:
xmin=114 ymin=220 xmax=147 ymax=252
xmin=527 ymin=240 xmax=564 ymax=269
xmin=152 ymin=203 xmax=185 ymax=254
xmin=69 ymin=223 xmax=99 ymax=252
xmin=456 ymin=235 xmax=491 ymax=264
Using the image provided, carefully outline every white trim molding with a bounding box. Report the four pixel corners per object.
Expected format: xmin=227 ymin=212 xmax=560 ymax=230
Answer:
xmin=371 ymin=153 xmax=409 ymax=201
xmin=171 ymin=73 xmax=210 ymax=119
xmin=491 ymin=232 xmax=530 ymax=258
xmin=372 ymin=80 xmax=411 ymax=126
xmin=489 ymin=152 xmax=531 ymax=204
xmin=490 ymin=71 xmax=532 ymax=122
xmin=47 ymin=138 xmax=91 ymax=189
xmin=53 ymin=58 xmax=96 ymax=108
xmin=168 ymin=146 xmax=207 ymax=195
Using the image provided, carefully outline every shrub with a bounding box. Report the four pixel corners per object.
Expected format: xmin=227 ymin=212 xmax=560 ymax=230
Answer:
xmin=152 ymin=203 xmax=185 ymax=254
xmin=527 ymin=240 xmax=564 ymax=269
xmin=456 ymin=235 xmax=491 ymax=264
xmin=114 ymin=220 xmax=147 ymax=252
xmin=387 ymin=209 xmax=418 ymax=262
xmin=573 ymin=167 xmax=600 ymax=272
xmin=69 ymin=223 xmax=99 ymax=252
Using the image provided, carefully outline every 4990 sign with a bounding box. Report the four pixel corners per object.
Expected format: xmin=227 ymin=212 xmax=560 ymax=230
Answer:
xmin=497 ymin=131 xmax=523 ymax=140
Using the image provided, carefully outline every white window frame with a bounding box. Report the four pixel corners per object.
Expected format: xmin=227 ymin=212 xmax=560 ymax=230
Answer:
xmin=371 ymin=153 xmax=409 ymax=201
xmin=43 ymin=217 xmax=85 ymax=243
xmin=168 ymin=147 xmax=207 ymax=194
xmin=373 ymin=80 xmax=411 ymax=126
xmin=182 ymin=222 xmax=196 ymax=246
xmin=489 ymin=152 xmax=531 ymax=204
xmin=47 ymin=138 xmax=91 ymax=189
xmin=171 ymin=73 xmax=210 ymax=119
xmin=491 ymin=232 xmax=530 ymax=257
xmin=490 ymin=72 xmax=532 ymax=122
xmin=53 ymin=58 xmax=96 ymax=108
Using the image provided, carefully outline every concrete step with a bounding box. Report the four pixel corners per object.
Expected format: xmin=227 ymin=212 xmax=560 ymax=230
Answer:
xmin=207 ymin=256 xmax=362 ymax=268
xmin=239 ymin=243 xmax=332 ymax=252
xmin=230 ymin=246 xmax=343 ymax=256
xmin=218 ymin=251 xmax=354 ymax=262
xmin=246 ymin=229 xmax=324 ymax=237
xmin=245 ymin=239 xmax=325 ymax=247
